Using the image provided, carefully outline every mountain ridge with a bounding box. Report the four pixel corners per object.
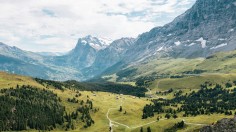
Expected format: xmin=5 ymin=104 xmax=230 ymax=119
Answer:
xmin=0 ymin=0 xmax=236 ymax=81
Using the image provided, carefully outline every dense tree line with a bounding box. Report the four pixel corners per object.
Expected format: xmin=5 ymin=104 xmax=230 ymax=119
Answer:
xmin=35 ymin=78 xmax=147 ymax=97
xmin=35 ymin=78 xmax=64 ymax=90
xmin=0 ymin=85 xmax=96 ymax=131
xmin=142 ymin=82 xmax=236 ymax=119
xmin=182 ymin=69 xmax=206 ymax=74
xmin=0 ymin=86 xmax=65 ymax=131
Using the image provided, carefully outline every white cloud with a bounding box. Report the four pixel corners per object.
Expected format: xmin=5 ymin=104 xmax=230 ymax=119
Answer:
xmin=0 ymin=0 xmax=196 ymax=52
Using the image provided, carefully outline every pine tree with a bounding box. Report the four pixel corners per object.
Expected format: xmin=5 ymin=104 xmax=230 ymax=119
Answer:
xmin=140 ymin=127 xmax=143 ymax=132
xmin=119 ymin=106 xmax=122 ymax=112
xmin=147 ymin=126 xmax=151 ymax=132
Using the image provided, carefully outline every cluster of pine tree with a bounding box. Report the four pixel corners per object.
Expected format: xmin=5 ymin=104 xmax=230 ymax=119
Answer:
xmin=142 ymin=82 xmax=236 ymax=119
xmin=67 ymin=97 xmax=79 ymax=103
xmin=0 ymin=85 xmax=65 ymax=131
xmin=0 ymin=85 xmax=96 ymax=131
xmin=77 ymin=99 xmax=94 ymax=128
xmin=35 ymin=78 xmax=64 ymax=90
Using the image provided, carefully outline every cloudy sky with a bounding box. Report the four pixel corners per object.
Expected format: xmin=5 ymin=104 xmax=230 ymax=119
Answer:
xmin=0 ymin=0 xmax=196 ymax=52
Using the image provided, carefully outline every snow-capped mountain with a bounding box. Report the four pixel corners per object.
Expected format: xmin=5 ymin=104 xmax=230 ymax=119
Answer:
xmin=49 ymin=35 xmax=112 ymax=70
xmin=77 ymin=35 xmax=112 ymax=51
xmin=83 ymin=37 xmax=136 ymax=78
xmin=0 ymin=0 xmax=236 ymax=81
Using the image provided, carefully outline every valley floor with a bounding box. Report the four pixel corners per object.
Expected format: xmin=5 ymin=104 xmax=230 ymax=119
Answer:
xmin=0 ymin=72 xmax=235 ymax=132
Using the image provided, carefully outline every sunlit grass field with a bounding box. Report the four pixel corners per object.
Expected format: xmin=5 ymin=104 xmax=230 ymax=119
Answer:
xmin=0 ymin=71 xmax=235 ymax=132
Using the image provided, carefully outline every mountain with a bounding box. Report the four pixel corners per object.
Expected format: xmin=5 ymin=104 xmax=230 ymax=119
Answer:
xmin=36 ymin=52 xmax=66 ymax=56
xmin=0 ymin=0 xmax=236 ymax=81
xmin=95 ymin=0 xmax=236 ymax=80
xmin=83 ymin=37 xmax=136 ymax=78
xmin=50 ymin=35 xmax=112 ymax=69
xmin=0 ymin=42 xmax=82 ymax=80
xmin=0 ymin=42 xmax=44 ymax=63
xmin=123 ymin=0 xmax=236 ymax=63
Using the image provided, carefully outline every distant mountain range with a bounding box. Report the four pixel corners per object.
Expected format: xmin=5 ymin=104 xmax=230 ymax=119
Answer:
xmin=0 ymin=0 xmax=236 ymax=81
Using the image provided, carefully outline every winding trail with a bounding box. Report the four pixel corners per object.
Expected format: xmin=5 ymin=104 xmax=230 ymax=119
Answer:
xmin=106 ymin=98 xmax=208 ymax=131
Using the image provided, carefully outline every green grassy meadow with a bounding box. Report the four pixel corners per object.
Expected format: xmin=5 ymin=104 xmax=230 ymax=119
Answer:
xmin=0 ymin=71 xmax=235 ymax=132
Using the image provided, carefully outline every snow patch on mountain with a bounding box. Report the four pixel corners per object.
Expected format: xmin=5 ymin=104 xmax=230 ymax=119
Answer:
xmin=229 ymin=28 xmax=234 ymax=32
xmin=81 ymin=40 xmax=87 ymax=45
xmin=189 ymin=43 xmax=196 ymax=46
xmin=196 ymin=37 xmax=207 ymax=48
xmin=175 ymin=41 xmax=181 ymax=46
xmin=88 ymin=42 xmax=104 ymax=50
xmin=98 ymin=37 xmax=113 ymax=46
xmin=210 ymin=43 xmax=228 ymax=50
xmin=157 ymin=46 xmax=164 ymax=52
xmin=78 ymin=35 xmax=112 ymax=51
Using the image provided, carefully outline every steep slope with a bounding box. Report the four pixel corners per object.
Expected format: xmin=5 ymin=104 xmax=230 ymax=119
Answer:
xmin=96 ymin=0 xmax=236 ymax=80
xmin=83 ymin=38 xmax=136 ymax=78
xmin=104 ymin=50 xmax=236 ymax=82
xmin=123 ymin=0 xmax=236 ymax=63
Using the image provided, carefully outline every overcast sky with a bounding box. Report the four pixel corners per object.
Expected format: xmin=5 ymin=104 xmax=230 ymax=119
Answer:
xmin=0 ymin=0 xmax=196 ymax=52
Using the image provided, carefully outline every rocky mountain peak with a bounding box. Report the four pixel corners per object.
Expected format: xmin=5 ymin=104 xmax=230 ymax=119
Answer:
xmin=76 ymin=35 xmax=112 ymax=51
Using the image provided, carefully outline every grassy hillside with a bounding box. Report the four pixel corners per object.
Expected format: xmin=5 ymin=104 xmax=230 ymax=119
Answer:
xmin=196 ymin=50 xmax=236 ymax=73
xmin=102 ymin=50 xmax=236 ymax=82
xmin=0 ymin=72 xmax=235 ymax=132
xmin=149 ymin=73 xmax=236 ymax=90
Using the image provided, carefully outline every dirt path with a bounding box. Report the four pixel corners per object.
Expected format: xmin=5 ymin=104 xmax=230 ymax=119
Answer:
xmin=106 ymin=98 xmax=208 ymax=131
xmin=182 ymin=119 xmax=208 ymax=126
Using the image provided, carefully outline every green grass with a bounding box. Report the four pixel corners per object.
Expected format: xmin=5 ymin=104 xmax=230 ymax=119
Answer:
xmin=106 ymin=50 xmax=236 ymax=82
xmin=112 ymin=58 xmax=203 ymax=81
xmin=149 ymin=73 xmax=236 ymax=91
xmin=196 ymin=50 xmax=236 ymax=73
xmin=0 ymin=71 xmax=235 ymax=132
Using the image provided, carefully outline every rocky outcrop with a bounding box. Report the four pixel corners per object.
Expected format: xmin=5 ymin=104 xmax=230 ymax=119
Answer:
xmin=200 ymin=116 xmax=236 ymax=132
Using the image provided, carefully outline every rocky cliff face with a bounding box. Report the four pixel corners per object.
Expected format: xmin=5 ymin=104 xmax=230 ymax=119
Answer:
xmin=123 ymin=0 xmax=236 ymax=63
xmin=200 ymin=116 xmax=236 ymax=132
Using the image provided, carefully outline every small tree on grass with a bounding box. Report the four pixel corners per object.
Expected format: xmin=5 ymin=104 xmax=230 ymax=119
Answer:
xmin=165 ymin=113 xmax=171 ymax=119
xmin=173 ymin=114 xmax=178 ymax=119
xmin=147 ymin=126 xmax=151 ymax=132
xmin=140 ymin=127 xmax=143 ymax=132
xmin=119 ymin=106 xmax=122 ymax=112
xmin=175 ymin=120 xmax=185 ymax=128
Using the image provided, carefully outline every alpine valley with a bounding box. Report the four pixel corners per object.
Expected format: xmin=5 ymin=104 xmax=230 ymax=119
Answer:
xmin=0 ymin=0 xmax=236 ymax=132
